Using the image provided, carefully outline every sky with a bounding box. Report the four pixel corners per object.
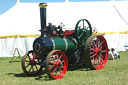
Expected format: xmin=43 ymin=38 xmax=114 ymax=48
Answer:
xmin=0 ymin=0 xmax=127 ymax=15
xmin=0 ymin=0 xmax=16 ymax=15
xmin=0 ymin=0 xmax=64 ymax=15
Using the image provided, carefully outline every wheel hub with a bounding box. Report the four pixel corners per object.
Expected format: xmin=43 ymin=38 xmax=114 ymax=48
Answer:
xmin=54 ymin=61 xmax=61 ymax=68
xmin=29 ymin=58 xmax=35 ymax=66
xmin=96 ymin=48 xmax=101 ymax=56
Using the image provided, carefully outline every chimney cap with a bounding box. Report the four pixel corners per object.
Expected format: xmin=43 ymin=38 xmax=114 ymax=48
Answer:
xmin=39 ymin=3 xmax=47 ymax=8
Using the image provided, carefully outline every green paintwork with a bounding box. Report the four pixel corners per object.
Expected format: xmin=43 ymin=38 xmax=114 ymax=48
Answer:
xmin=52 ymin=37 xmax=76 ymax=52
xmin=66 ymin=38 xmax=76 ymax=52
xmin=75 ymin=19 xmax=92 ymax=45
xmin=52 ymin=37 xmax=65 ymax=51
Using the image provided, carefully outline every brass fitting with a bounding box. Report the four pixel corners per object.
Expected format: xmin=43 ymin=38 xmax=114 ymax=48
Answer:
xmin=39 ymin=3 xmax=47 ymax=8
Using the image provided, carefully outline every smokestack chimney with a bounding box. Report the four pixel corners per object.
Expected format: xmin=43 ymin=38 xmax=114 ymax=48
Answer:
xmin=39 ymin=3 xmax=48 ymax=38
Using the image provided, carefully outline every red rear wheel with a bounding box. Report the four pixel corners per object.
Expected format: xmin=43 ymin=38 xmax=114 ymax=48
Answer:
xmin=21 ymin=50 xmax=43 ymax=76
xmin=45 ymin=50 xmax=68 ymax=79
xmin=85 ymin=35 xmax=108 ymax=70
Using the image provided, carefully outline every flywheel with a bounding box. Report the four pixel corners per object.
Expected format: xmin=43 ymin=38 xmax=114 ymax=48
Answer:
xmin=75 ymin=19 xmax=92 ymax=45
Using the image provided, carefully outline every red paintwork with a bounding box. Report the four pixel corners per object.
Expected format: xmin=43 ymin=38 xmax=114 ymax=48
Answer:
xmin=90 ymin=35 xmax=108 ymax=70
xmin=63 ymin=31 xmax=74 ymax=37
xmin=48 ymin=50 xmax=68 ymax=79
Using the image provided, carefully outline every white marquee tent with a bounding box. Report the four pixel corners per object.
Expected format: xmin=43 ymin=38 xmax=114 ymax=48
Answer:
xmin=0 ymin=0 xmax=128 ymax=57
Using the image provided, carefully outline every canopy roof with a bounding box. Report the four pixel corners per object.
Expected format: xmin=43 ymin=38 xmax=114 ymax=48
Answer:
xmin=20 ymin=0 xmax=128 ymax=2
xmin=0 ymin=1 xmax=128 ymax=36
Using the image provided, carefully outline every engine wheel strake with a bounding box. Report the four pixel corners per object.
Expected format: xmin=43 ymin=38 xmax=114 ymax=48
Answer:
xmin=85 ymin=35 xmax=108 ymax=70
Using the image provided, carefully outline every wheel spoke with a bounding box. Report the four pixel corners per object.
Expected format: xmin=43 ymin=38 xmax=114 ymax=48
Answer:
xmin=90 ymin=51 xmax=95 ymax=55
xmin=52 ymin=67 xmax=57 ymax=74
xmin=78 ymin=27 xmax=83 ymax=34
xmin=56 ymin=53 xmax=59 ymax=60
xmin=90 ymin=53 xmax=96 ymax=58
xmin=49 ymin=65 xmax=54 ymax=70
xmin=86 ymin=26 xmax=89 ymax=30
xmin=52 ymin=55 xmax=55 ymax=62
xmin=101 ymin=50 xmax=106 ymax=53
xmin=58 ymin=55 xmax=62 ymax=61
xmin=86 ymin=32 xmax=90 ymax=37
xmin=98 ymin=41 xmax=103 ymax=49
xmin=96 ymin=39 xmax=98 ymax=47
xmin=25 ymin=63 xmax=30 ymax=68
xmin=32 ymin=53 xmax=35 ymax=61
xmin=94 ymin=57 xmax=97 ymax=65
xmin=28 ymin=66 xmax=32 ymax=72
xmin=59 ymin=67 xmax=62 ymax=74
xmin=91 ymin=48 xmax=95 ymax=51
xmin=99 ymin=46 xmax=102 ymax=50
xmin=56 ymin=69 xmax=58 ymax=76
xmin=33 ymin=57 xmax=34 ymax=61
xmin=32 ymin=66 xmax=34 ymax=72
xmin=60 ymin=66 xmax=64 ymax=69
xmin=78 ymin=27 xmax=83 ymax=32
xmin=35 ymin=65 xmax=39 ymax=71
xmin=91 ymin=43 xmax=95 ymax=49
xmin=78 ymin=31 xmax=84 ymax=39
xmin=96 ymin=57 xmax=99 ymax=66
xmin=28 ymin=55 xmax=31 ymax=62
xmin=93 ymin=41 xmax=97 ymax=48
xmin=49 ymin=61 xmax=55 ymax=65
xmin=97 ymin=40 xmax=100 ymax=48
xmin=60 ymin=60 xmax=64 ymax=64
xmin=25 ymin=60 xmax=29 ymax=62
xmin=92 ymin=57 xmax=95 ymax=65
xmin=98 ymin=56 xmax=100 ymax=66
xmin=99 ymin=54 xmax=104 ymax=64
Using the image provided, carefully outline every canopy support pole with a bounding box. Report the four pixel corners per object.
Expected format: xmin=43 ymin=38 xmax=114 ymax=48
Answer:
xmin=10 ymin=48 xmax=21 ymax=63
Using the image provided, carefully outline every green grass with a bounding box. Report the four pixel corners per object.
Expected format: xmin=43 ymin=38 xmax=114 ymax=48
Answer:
xmin=0 ymin=51 xmax=128 ymax=85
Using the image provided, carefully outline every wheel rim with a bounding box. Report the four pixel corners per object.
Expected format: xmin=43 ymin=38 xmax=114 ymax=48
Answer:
xmin=22 ymin=51 xmax=43 ymax=76
xmin=45 ymin=50 xmax=68 ymax=79
xmin=90 ymin=35 xmax=108 ymax=70
xmin=75 ymin=19 xmax=92 ymax=45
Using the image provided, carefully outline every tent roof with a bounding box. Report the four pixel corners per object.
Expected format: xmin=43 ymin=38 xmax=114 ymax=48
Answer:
xmin=0 ymin=1 xmax=128 ymax=36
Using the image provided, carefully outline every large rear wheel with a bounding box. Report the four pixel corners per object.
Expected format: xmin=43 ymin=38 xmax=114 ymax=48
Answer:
xmin=45 ymin=50 xmax=68 ymax=79
xmin=84 ymin=35 xmax=108 ymax=70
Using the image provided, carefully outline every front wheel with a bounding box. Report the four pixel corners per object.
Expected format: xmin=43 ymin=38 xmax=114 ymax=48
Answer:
xmin=21 ymin=50 xmax=43 ymax=76
xmin=84 ymin=35 xmax=108 ymax=70
xmin=45 ymin=50 xmax=68 ymax=79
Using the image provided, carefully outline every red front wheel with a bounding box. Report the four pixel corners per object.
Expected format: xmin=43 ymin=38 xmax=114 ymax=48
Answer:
xmin=85 ymin=35 xmax=108 ymax=70
xmin=45 ymin=50 xmax=68 ymax=79
xmin=21 ymin=50 xmax=43 ymax=76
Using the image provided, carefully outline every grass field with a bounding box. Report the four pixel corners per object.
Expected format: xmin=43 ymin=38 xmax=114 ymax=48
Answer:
xmin=0 ymin=51 xmax=128 ymax=85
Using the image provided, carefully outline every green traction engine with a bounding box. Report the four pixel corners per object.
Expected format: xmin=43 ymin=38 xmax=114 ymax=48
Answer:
xmin=21 ymin=3 xmax=108 ymax=79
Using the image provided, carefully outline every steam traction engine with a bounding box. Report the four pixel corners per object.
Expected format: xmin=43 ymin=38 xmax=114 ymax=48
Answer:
xmin=21 ymin=3 xmax=108 ymax=79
